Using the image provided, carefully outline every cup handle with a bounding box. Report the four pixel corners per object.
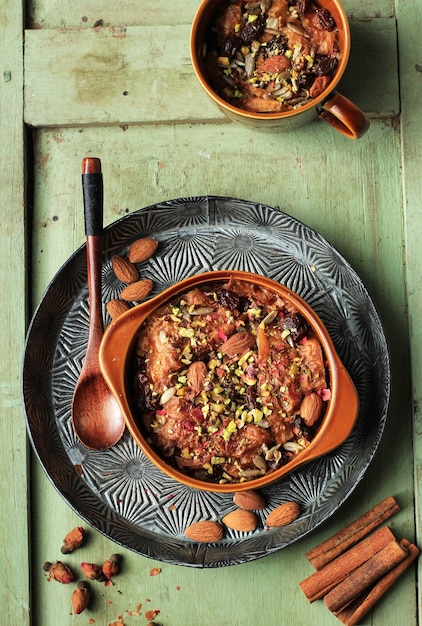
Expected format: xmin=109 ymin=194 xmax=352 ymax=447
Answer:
xmin=317 ymin=91 xmax=370 ymax=139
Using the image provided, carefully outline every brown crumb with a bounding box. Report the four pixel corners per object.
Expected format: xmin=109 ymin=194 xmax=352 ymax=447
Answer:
xmin=149 ymin=567 xmax=161 ymax=577
xmin=145 ymin=609 xmax=160 ymax=621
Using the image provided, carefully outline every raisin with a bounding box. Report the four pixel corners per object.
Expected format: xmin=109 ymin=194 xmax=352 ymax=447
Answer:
xmin=245 ymin=385 xmax=257 ymax=410
xmin=214 ymin=288 xmax=241 ymax=311
xmin=313 ymin=56 xmax=338 ymax=76
xmin=223 ymin=35 xmax=242 ymax=58
xmin=296 ymin=0 xmax=309 ymax=15
xmin=297 ymin=72 xmax=316 ymax=90
xmin=316 ymin=8 xmax=336 ymax=31
xmin=265 ymin=35 xmax=287 ymax=57
xmin=240 ymin=15 xmax=265 ymax=45
xmin=279 ymin=313 xmax=309 ymax=341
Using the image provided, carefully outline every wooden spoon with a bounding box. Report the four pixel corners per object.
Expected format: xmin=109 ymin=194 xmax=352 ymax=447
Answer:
xmin=71 ymin=157 xmax=125 ymax=449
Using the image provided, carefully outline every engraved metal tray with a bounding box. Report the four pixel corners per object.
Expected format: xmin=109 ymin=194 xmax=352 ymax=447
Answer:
xmin=22 ymin=196 xmax=390 ymax=567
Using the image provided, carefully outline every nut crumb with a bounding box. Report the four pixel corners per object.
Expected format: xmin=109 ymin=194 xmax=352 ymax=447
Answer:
xmin=145 ymin=610 xmax=160 ymax=621
xmin=150 ymin=567 xmax=161 ymax=576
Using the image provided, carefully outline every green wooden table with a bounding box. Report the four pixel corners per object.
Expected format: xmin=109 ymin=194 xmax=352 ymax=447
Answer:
xmin=1 ymin=0 xmax=421 ymax=623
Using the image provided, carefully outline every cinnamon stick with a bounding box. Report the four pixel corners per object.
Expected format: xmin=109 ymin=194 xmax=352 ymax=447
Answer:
xmin=323 ymin=539 xmax=408 ymax=613
xmin=335 ymin=539 xmax=420 ymax=625
xmin=306 ymin=496 xmax=400 ymax=570
xmin=299 ymin=526 xmax=396 ymax=602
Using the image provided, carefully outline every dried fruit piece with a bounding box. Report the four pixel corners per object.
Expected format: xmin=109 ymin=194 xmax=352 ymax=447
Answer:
xmin=300 ymin=392 xmax=323 ymax=426
xmin=102 ymin=554 xmax=120 ymax=579
xmin=120 ymin=279 xmax=153 ymax=302
xmin=106 ymin=298 xmax=130 ymax=319
xmin=316 ymin=7 xmax=336 ymax=30
xmin=266 ymin=501 xmax=300 ymax=527
xmin=297 ymin=0 xmax=309 ymax=15
xmin=128 ymin=237 xmax=159 ymax=263
xmin=80 ymin=561 xmax=106 ymax=581
xmin=222 ymin=509 xmax=258 ymax=532
xmin=72 ymin=581 xmax=90 ymax=614
xmin=187 ymin=361 xmax=207 ymax=396
xmin=43 ymin=560 xmax=74 ymax=584
xmin=61 ymin=526 xmax=85 ymax=554
xmin=233 ymin=489 xmax=266 ymax=511
xmin=185 ymin=520 xmax=224 ymax=542
xmin=220 ymin=331 xmax=256 ymax=356
xmin=112 ymin=254 xmax=139 ymax=283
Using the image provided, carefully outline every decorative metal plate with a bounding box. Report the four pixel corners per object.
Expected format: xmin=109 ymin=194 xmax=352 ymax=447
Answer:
xmin=22 ymin=196 xmax=390 ymax=567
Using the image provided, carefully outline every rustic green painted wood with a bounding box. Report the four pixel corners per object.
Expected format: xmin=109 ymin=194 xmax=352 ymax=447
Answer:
xmin=26 ymin=0 xmax=395 ymax=28
xmin=0 ymin=0 xmax=420 ymax=623
xmin=397 ymin=0 xmax=422 ymax=614
xmin=0 ymin=0 xmax=31 ymax=623
xmin=24 ymin=18 xmax=398 ymax=127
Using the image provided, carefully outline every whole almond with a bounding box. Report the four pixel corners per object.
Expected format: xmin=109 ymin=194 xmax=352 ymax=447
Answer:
xmin=187 ymin=361 xmax=207 ymax=396
xmin=185 ymin=520 xmax=224 ymax=543
xmin=128 ymin=237 xmax=158 ymax=263
xmin=222 ymin=510 xmax=257 ymax=532
xmin=120 ymin=279 xmax=153 ymax=302
xmin=266 ymin=502 xmax=300 ymax=528
xmin=112 ymin=254 xmax=138 ymax=283
xmin=106 ymin=298 xmax=130 ymax=320
xmin=233 ymin=489 xmax=266 ymax=511
xmin=300 ymin=392 xmax=323 ymax=426
xmin=220 ymin=331 xmax=256 ymax=356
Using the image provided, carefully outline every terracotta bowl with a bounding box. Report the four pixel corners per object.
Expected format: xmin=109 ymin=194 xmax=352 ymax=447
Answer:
xmin=190 ymin=0 xmax=369 ymax=137
xmin=99 ymin=270 xmax=358 ymax=493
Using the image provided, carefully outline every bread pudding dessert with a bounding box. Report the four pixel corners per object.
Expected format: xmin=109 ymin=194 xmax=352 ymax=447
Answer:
xmin=131 ymin=277 xmax=330 ymax=484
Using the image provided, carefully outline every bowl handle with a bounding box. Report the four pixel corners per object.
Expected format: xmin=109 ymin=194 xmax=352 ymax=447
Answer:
xmin=317 ymin=92 xmax=370 ymax=139
xmin=279 ymin=360 xmax=359 ymax=475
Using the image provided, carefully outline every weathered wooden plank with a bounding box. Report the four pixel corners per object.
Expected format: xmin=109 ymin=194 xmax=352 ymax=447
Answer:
xmin=27 ymin=0 xmax=395 ymax=29
xmin=0 ymin=0 xmax=30 ymax=623
xmin=24 ymin=18 xmax=398 ymax=128
xmin=396 ymin=0 xmax=422 ymax=614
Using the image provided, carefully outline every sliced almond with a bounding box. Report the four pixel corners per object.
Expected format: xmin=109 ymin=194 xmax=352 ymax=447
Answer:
xmin=184 ymin=520 xmax=224 ymax=543
xmin=266 ymin=502 xmax=300 ymax=527
xmin=128 ymin=237 xmax=159 ymax=263
xmin=106 ymin=298 xmax=130 ymax=320
xmin=222 ymin=510 xmax=257 ymax=532
xmin=120 ymin=279 xmax=153 ymax=302
xmin=233 ymin=489 xmax=266 ymax=511
xmin=111 ymin=255 xmax=138 ymax=283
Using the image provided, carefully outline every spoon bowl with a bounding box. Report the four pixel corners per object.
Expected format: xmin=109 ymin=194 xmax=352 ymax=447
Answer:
xmin=71 ymin=157 xmax=125 ymax=450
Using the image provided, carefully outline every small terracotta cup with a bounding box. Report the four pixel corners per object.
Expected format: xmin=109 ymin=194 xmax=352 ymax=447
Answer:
xmin=99 ymin=270 xmax=359 ymax=493
xmin=190 ymin=0 xmax=369 ymax=138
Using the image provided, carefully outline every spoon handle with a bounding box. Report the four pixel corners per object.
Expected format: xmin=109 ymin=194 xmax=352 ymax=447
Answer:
xmin=82 ymin=157 xmax=104 ymax=343
xmin=82 ymin=157 xmax=103 ymax=236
